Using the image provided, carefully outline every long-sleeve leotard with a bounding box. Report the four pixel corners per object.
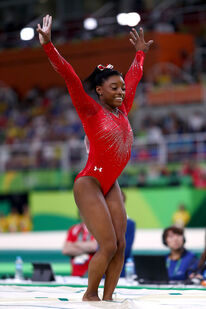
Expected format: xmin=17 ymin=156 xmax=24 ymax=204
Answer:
xmin=43 ymin=42 xmax=145 ymax=195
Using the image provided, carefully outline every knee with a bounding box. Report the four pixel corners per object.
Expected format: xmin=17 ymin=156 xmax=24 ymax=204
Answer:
xmin=117 ymin=237 xmax=126 ymax=255
xmin=103 ymin=239 xmax=118 ymax=259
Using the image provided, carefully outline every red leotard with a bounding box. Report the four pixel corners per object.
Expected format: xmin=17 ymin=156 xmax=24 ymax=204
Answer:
xmin=43 ymin=42 xmax=145 ymax=195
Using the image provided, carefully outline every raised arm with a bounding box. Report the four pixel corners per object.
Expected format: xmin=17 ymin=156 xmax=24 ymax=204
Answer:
xmin=37 ymin=15 xmax=99 ymax=117
xmin=122 ymin=28 xmax=153 ymax=115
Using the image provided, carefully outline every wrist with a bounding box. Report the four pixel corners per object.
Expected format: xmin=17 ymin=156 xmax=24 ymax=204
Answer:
xmin=136 ymin=50 xmax=145 ymax=56
xmin=42 ymin=40 xmax=51 ymax=45
xmin=136 ymin=48 xmax=147 ymax=53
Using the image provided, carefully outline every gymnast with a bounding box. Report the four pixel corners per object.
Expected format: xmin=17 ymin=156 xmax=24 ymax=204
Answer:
xmin=37 ymin=14 xmax=153 ymax=301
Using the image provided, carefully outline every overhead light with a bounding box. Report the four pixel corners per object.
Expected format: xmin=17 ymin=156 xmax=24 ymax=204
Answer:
xmin=20 ymin=27 xmax=34 ymax=41
xmin=127 ymin=12 xmax=141 ymax=27
xmin=116 ymin=13 xmax=128 ymax=26
xmin=83 ymin=18 xmax=98 ymax=30
xmin=117 ymin=12 xmax=141 ymax=27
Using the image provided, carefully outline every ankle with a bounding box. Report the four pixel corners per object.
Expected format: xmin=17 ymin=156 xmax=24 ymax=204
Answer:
xmin=103 ymin=295 xmax=113 ymax=301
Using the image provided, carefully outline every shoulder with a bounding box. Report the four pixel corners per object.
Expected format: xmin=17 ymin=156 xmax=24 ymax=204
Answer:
xmin=183 ymin=249 xmax=196 ymax=260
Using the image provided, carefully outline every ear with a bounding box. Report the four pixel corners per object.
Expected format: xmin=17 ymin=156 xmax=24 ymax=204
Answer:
xmin=96 ymin=86 xmax=102 ymax=96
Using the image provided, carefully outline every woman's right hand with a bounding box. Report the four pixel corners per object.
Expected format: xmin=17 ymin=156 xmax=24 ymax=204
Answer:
xmin=36 ymin=14 xmax=52 ymax=45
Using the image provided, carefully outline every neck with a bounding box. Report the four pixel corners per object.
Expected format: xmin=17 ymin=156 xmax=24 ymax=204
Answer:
xmin=170 ymin=248 xmax=184 ymax=260
xmin=99 ymin=99 xmax=118 ymax=114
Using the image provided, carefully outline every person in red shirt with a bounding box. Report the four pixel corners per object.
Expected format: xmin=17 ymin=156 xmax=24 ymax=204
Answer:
xmin=37 ymin=14 xmax=153 ymax=301
xmin=62 ymin=222 xmax=98 ymax=277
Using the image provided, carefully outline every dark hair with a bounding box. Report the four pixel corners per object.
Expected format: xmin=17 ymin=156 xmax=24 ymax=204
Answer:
xmin=162 ymin=226 xmax=185 ymax=246
xmin=84 ymin=66 xmax=122 ymax=96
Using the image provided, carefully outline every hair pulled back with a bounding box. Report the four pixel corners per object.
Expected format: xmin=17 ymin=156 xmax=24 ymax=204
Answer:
xmin=84 ymin=66 xmax=123 ymax=96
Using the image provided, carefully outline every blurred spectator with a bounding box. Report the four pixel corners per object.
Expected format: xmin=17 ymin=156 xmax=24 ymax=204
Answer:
xmin=0 ymin=212 xmax=7 ymax=233
xmin=172 ymin=204 xmax=191 ymax=228
xmin=193 ymin=168 xmax=206 ymax=189
xmin=6 ymin=206 xmax=20 ymax=233
xmin=181 ymin=160 xmax=196 ymax=177
xmin=147 ymin=164 xmax=161 ymax=181
xmin=137 ymin=169 xmax=147 ymax=187
xmin=19 ymin=204 xmax=33 ymax=232
xmin=120 ymin=190 xmax=136 ymax=277
xmin=181 ymin=161 xmax=206 ymax=188
xmin=162 ymin=226 xmax=198 ymax=281
xmin=146 ymin=119 xmax=163 ymax=143
xmin=0 ymin=202 xmax=32 ymax=233
xmin=188 ymin=111 xmax=205 ymax=133
xmin=62 ymin=219 xmax=98 ymax=277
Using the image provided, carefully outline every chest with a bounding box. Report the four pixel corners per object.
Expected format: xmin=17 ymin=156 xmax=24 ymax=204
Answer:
xmin=88 ymin=109 xmax=133 ymax=162
xmin=94 ymin=110 xmax=133 ymax=144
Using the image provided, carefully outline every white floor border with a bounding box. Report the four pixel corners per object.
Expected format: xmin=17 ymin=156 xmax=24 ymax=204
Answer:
xmin=0 ymin=285 xmax=206 ymax=309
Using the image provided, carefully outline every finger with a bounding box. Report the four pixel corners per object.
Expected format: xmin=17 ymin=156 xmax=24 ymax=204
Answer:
xmin=37 ymin=24 xmax=42 ymax=31
xmin=131 ymin=28 xmax=139 ymax=40
xmin=129 ymin=38 xmax=135 ymax=46
xmin=46 ymin=14 xmax=50 ymax=26
xmin=48 ymin=15 xmax=52 ymax=28
xmin=36 ymin=27 xmax=45 ymax=35
xmin=43 ymin=16 xmax=46 ymax=28
xmin=45 ymin=15 xmax=48 ymax=27
xmin=139 ymin=27 xmax=144 ymax=40
xmin=130 ymin=31 xmax=137 ymax=42
xmin=147 ymin=40 xmax=154 ymax=47
xmin=44 ymin=14 xmax=48 ymax=27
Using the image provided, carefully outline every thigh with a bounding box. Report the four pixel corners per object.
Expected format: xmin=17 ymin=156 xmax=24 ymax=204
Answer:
xmin=105 ymin=181 xmax=127 ymax=241
xmin=73 ymin=176 xmax=116 ymax=246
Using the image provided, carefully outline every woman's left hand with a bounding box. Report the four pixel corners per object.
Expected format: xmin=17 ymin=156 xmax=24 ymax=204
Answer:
xmin=129 ymin=27 xmax=153 ymax=53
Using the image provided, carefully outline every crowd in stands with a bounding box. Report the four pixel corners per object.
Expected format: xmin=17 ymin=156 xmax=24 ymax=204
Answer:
xmin=119 ymin=159 xmax=206 ymax=189
xmin=0 ymin=82 xmax=84 ymax=146
xmin=135 ymin=111 xmax=206 ymax=140
xmin=0 ymin=204 xmax=32 ymax=233
xmin=0 ymin=82 xmax=85 ymax=170
xmin=1 ymin=82 xmax=206 ymax=147
xmin=1 ymin=81 xmax=206 ymax=185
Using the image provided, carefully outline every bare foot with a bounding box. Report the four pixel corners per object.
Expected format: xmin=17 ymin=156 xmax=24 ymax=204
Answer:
xmin=82 ymin=292 xmax=101 ymax=301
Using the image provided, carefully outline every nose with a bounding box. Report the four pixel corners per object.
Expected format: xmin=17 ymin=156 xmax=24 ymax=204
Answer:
xmin=117 ymin=87 xmax=124 ymax=95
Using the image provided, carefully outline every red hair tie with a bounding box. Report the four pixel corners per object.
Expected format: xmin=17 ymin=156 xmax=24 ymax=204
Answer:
xmin=97 ymin=64 xmax=114 ymax=71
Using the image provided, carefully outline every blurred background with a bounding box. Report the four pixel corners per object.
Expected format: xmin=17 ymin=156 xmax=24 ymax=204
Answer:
xmin=0 ymin=0 xmax=206 ymax=279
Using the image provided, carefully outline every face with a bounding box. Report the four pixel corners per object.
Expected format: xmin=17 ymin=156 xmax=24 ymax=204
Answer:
xmin=166 ymin=231 xmax=184 ymax=251
xmin=96 ymin=75 xmax=125 ymax=108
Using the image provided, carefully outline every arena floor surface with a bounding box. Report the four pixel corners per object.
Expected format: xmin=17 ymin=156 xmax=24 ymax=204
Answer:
xmin=0 ymin=282 xmax=206 ymax=309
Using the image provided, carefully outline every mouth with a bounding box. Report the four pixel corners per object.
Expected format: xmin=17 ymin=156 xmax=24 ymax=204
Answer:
xmin=114 ymin=97 xmax=123 ymax=102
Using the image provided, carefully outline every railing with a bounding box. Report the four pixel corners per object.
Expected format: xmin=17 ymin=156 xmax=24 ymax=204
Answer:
xmin=1 ymin=132 xmax=206 ymax=172
xmin=131 ymin=132 xmax=206 ymax=166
